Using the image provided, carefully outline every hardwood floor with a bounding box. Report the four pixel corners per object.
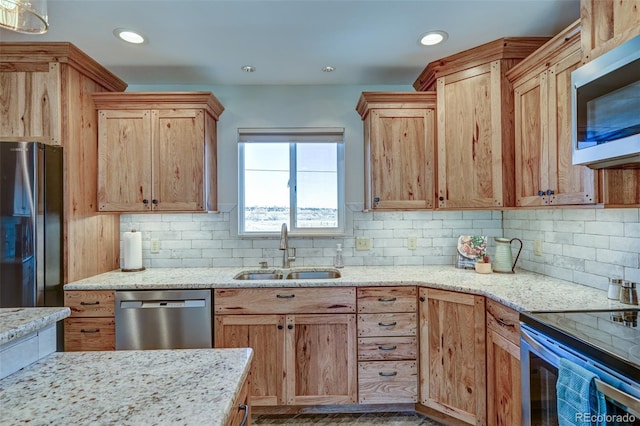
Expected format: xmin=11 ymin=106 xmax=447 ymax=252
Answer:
xmin=253 ymin=412 xmax=442 ymax=425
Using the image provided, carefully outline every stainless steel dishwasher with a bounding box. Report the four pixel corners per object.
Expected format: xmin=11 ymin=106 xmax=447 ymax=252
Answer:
xmin=115 ymin=290 xmax=212 ymax=350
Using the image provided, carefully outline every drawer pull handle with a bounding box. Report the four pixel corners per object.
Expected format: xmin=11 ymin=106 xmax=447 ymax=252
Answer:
xmin=497 ymin=317 xmax=515 ymax=328
xmin=80 ymin=301 xmax=100 ymax=306
xmin=379 ymin=371 xmax=398 ymax=377
xmin=378 ymin=345 xmax=397 ymax=351
xmin=80 ymin=328 xmax=100 ymax=334
xmin=238 ymin=403 xmax=249 ymax=426
xmin=377 ymin=297 xmax=397 ymax=302
xmin=276 ymin=294 xmax=295 ymax=299
xmin=378 ymin=321 xmax=397 ymax=327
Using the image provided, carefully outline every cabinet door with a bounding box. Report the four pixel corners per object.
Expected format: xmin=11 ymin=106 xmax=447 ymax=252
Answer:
xmin=285 ymin=314 xmax=357 ymax=405
xmin=419 ymin=288 xmax=486 ymax=425
xmin=152 ymin=109 xmax=205 ymax=211
xmin=437 ymin=63 xmax=504 ymax=209
xmin=514 ymin=73 xmax=546 ymax=207
xmin=546 ymin=49 xmax=597 ymax=206
xmin=487 ymin=328 xmax=521 ymax=426
xmin=97 ymin=109 xmax=152 ymax=211
xmin=215 ymin=314 xmax=285 ymax=406
xmin=368 ymin=108 xmax=435 ymax=209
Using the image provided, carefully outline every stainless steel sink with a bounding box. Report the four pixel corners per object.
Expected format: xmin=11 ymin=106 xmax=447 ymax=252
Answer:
xmin=285 ymin=269 xmax=341 ymax=280
xmin=233 ymin=271 xmax=284 ymax=280
xmin=233 ymin=268 xmax=341 ymax=280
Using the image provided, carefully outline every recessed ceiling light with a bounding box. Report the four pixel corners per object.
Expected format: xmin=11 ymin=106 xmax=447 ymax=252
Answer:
xmin=418 ymin=30 xmax=448 ymax=46
xmin=113 ymin=28 xmax=146 ymax=44
xmin=322 ymin=66 xmax=335 ymax=73
xmin=241 ymin=65 xmax=256 ymax=73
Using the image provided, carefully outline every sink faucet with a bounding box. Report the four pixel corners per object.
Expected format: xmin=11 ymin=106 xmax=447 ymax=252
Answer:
xmin=279 ymin=223 xmax=296 ymax=268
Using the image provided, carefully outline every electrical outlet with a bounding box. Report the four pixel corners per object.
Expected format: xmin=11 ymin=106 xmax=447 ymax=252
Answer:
xmin=356 ymin=237 xmax=371 ymax=251
xmin=534 ymin=239 xmax=542 ymax=256
xmin=150 ymin=239 xmax=160 ymax=254
xmin=408 ymin=236 xmax=417 ymax=250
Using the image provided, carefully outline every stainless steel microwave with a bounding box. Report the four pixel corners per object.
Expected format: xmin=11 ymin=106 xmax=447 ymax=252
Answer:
xmin=572 ymin=34 xmax=640 ymax=169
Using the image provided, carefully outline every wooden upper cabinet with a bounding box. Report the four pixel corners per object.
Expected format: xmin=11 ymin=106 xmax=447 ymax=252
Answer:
xmin=581 ymin=0 xmax=640 ymax=63
xmin=0 ymin=42 xmax=126 ymax=145
xmin=414 ymin=38 xmax=549 ymax=209
xmin=356 ymin=92 xmax=436 ymax=210
xmin=93 ymin=92 xmax=223 ymax=212
xmin=508 ymin=21 xmax=597 ymax=207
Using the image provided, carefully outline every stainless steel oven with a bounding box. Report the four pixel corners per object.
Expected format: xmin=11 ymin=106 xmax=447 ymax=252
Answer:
xmin=520 ymin=310 xmax=640 ymax=425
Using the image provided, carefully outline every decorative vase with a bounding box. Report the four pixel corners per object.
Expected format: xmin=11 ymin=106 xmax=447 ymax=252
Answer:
xmin=475 ymin=262 xmax=492 ymax=274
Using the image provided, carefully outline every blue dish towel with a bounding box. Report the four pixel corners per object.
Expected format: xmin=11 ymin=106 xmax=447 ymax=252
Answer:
xmin=557 ymin=357 xmax=607 ymax=426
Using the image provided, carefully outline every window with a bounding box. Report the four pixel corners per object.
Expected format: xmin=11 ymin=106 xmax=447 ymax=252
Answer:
xmin=238 ymin=128 xmax=345 ymax=235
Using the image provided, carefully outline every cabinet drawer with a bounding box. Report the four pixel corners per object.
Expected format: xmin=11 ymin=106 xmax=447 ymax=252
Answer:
xmin=358 ymin=336 xmax=417 ymax=361
xmin=214 ymin=287 xmax=356 ymax=314
xmin=357 ymin=287 xmax=417 ymax=313
xmin=64 ymin=291 xmax=115 ymax=317
xmin=358 ymin=313 xmax=416 ymax=337
xmin=64 ymin=318 xmax=115 ymax=351
xmin=486 ymin=299 xmax=520 ymax=345
xmin=358 ymin=360 xmax=418 ymax=404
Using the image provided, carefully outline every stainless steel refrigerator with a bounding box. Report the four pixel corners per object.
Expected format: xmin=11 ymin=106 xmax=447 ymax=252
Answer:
xmin=0 ymin=142 xmax=63 ymax=308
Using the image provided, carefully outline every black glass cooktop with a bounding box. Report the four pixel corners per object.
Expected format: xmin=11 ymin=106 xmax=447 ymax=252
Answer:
xmin=521 ymin=309 xmax=640 ymax=379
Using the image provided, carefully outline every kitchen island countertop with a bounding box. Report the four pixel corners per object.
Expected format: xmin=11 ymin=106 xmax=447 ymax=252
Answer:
xmin=64 ymin=265 xmax=629 ymax=312
xmin=1 ymin=347 xmax=253 ymax=426
xmin=0 ymin=307 xmax=70 ymax=346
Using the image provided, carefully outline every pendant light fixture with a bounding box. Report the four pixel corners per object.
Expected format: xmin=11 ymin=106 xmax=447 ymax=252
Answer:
xmin=0 ymin=0 xmax=48 ymax=33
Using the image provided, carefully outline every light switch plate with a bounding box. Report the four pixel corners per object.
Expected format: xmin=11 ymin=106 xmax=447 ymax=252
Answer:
xmin=534 ymin=239 xmax=542 ymax=256
xmin=150 ymin=239 xmax=160 ymax=254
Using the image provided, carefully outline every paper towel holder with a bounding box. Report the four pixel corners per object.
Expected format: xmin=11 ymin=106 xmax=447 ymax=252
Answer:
xmin=121 ymin=229 xmax=146 ymax=273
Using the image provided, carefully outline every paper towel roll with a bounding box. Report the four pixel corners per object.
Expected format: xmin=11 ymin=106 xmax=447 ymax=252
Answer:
xmin=122 ymin=230 xmax=143 ymax=271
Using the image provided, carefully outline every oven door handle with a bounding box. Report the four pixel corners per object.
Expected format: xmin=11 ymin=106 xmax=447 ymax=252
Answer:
xmin=594 ymin=379 xmax=640 ymax=418
xmin=521 ymin=328 xmax=561 ymax=367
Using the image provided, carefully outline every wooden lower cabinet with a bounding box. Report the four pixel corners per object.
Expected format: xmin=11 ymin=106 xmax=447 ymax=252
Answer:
xmin=228 ymin=374 xmax=251 ymax=426
xmin=486 ymin=299 xmax=521 ymax=426
xmin=64 ymin=290 xmax=115 ymax=351
xmin=418 ymin=288 xmax=486 ymax=425
xmin=215 ymin=315 xmax=285 ymax=406
xmin=215 ymin=313 xmax=357 ymax=407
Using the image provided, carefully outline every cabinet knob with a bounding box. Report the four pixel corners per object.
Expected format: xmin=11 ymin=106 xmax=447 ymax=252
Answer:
xmin=438 ymin=196 xmax=444 ymax=201
xmin=152 ymin=199 xmax=159 ymax=205
xmin=277 ymin=325 xmax=283 ymax=330
xmin=538 ymin=191 xmax=545 ymax=196
xmin=143 ymin=199 xmax=149 ymax=205
xmin=287 ymin=324 xmax=294 ymax=330
xmin=546 ymin=189 xmax=555 ymax=196
xmin=419 ymin=296 xmax=426 ymax=302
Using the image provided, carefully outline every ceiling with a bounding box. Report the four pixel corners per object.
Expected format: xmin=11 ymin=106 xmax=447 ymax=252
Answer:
xmin=0 ymin=0 xmax=580 ymax=86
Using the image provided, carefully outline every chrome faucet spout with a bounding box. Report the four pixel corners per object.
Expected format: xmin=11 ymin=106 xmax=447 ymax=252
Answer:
xmin=280 ymin=223 xmax=288 ymax=250
xmin=279 ymin=223 xmax=295 ymax=268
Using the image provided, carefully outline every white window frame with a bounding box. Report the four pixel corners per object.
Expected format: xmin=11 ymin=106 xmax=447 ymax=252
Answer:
xmin=238 ymin=127 xmax=345 ymax=236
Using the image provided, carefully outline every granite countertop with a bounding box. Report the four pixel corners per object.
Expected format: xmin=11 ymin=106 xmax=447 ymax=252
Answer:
xmin=64 ymin=265 xmax=630 ymax=312
xmin=0 ymin=348 xmax=253 ymax=426
xmin=0 ymin=307 xmax=70 ymax=346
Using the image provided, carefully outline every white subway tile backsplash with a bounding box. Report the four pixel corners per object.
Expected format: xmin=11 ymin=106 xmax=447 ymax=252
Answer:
xmin=121 ymin=207 xmax=639 ymax=292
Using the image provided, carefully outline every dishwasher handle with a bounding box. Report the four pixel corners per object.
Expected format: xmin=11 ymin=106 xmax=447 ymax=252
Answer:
xmin=119 ymin=299 xmax=207 ymax=309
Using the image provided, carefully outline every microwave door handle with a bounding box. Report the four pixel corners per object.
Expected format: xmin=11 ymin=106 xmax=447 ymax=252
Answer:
xmin=594 ymin=379 xmax=640 ymax=418
xmin=521 ymin=328 xmax=561 ymax=366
